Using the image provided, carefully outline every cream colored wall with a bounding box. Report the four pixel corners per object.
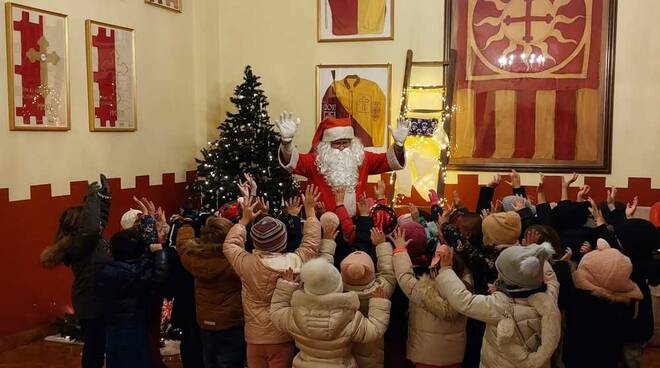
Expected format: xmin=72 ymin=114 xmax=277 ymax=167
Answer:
xmin=0 ymin=0 xmax=221 ymax=201
xmin=3 ymin=1 xmax=658 ymax=201
xmin=217 ymin=0 xmax=660 ymax=190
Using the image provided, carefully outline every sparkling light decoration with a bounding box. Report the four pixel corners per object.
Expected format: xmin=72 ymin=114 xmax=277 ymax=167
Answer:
xmin=188 ymin=66 xmax=298 ymax=211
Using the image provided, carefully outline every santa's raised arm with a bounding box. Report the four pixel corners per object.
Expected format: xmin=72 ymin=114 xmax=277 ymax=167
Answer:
xmin=276 ymin=112 xmax=409 ymax=216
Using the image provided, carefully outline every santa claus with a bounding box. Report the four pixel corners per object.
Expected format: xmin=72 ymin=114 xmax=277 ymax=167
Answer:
xmin=276 ymin=112 xmax=409 ymax=216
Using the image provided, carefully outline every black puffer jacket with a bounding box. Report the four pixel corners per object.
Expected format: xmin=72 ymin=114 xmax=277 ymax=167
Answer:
xmin=63 ymin=184 xmax=111 ymax=320
xmin=96 ymin=250 xmax=169 ymax=326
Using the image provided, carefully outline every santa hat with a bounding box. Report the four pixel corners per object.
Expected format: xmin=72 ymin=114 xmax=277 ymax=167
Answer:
xmin=311 ymin=117 xmax=355 ymax=150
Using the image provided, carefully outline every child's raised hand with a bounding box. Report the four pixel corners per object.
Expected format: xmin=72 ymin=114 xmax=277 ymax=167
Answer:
xmin=577 ymin=185 xmax=591 ymax=202
xmin=322 ymin=221 xmax=338 ymax=240
xmin=580 ymin=242 xmax=593 ymax=255
xmin=408 ymin=202 xmax=420 ymax=222
xmin=560 ymin=247 xmax=573 ymax=262
xmin=512 ymin=195 xmax=525 ymax=211
xmin=428 ymin=189 xmax=439 ymax=205
xmin=562 ymin=173 xmax=578 ymax=188
xmin=333 ymin=186 xmax=346 ymax=206
xmin=626 ymin=196 xmax=639 ymax=219
xmin=239 ymin=197 xmax=260 ymax=226
xmin=358 ymin=194 xmax=370 ymax=216
xmin=370 ymin=227 xmax=385 ymax=246
xmin=523 ymin=228 xmax=541 ymax=246
xmin=283 ymin=197 xmax=302 ymax=216
xmin=487 ymin=174 xmax=501 ymax=188
xmin=371 ymin=285 xmax=387 ymax=299
xmin=375 ymin=179 xmax=386 ymax=200
xmin=438 ymin=244 xmax=453 ymax=268
xmin=303 ymin=184 xmax=321 ymax=214
xmin=282 ymin=267 xmax=295 ymax=282
xmin=505 ymin=169 xmax=521 ymax=189
xmin=389 ymin=227 xmax=411 ymax=250
xmin=587 ymin=197 xmax=606 ymax=226
xmin=607 ymin=187 xmax=617 ymax=205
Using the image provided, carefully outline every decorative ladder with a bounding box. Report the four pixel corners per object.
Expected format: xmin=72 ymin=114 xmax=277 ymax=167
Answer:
xmin=394 ymin=49 xmax=456 ymax=204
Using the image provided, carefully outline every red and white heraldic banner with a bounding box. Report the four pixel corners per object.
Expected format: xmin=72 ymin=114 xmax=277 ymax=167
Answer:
xmin=86 ymin=20 xmax=137 ymax=132
xmin=448 ymin=0 xmax=615 ymax=172
xmin=5 ymin=3 xmax=70 ymax=131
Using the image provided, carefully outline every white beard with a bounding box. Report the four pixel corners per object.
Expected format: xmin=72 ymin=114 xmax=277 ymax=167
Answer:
xmin=316 ymin=140 xmax=365 ymax=216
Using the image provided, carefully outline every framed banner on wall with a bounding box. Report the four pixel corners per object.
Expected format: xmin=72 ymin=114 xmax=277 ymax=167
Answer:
xmin=445 ymin=0 xmax=617 ymax=173
xmin=5 ymin=2 xmax=70 ymax=131
xmin=85 ymin=20 xmax=137 ymax=132
xmin=318 ymin=0 xmax=394 ymax=42
xmin=145 ymin=0 xmax=182 ymax=13
xmin=316 ymin=64 xmax=392 ymax=151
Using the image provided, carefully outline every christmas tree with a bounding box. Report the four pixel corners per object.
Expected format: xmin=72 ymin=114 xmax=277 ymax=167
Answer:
xmin=190 ymin=66 xmax=298 ymax=210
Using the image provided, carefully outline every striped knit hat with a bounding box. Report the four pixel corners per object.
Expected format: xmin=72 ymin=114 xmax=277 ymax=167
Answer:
xmin=250 ymin=216 xmax=287 ymax=253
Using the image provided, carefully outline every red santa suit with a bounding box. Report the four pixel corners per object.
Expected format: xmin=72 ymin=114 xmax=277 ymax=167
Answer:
xmin=279 ymin=117 xmax=405 ymax=216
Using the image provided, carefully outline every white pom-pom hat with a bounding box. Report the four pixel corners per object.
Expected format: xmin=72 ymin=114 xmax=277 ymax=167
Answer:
xmin=300 ymin=258 xmax=343 ymax=296
xmin=495 ymin=242 xmax=555 ymax=291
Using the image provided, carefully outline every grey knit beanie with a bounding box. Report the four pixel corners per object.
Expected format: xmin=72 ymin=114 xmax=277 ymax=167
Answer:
xmin=495 ymin=243 xmax=555 ymax=291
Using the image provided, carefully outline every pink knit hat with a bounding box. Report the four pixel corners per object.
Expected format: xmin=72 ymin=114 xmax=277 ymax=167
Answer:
xmin=320 ymin=211 xmax=340 ymax=229
xmin=400 ymin=222 xmax=428 ymax=266
xmin=573 ymin=239 xmax=643 ymax=302
xmin=340 ymin=251 xmax=375 ymax=286
xmin=397 ymin=214 xmax=413 ymax=226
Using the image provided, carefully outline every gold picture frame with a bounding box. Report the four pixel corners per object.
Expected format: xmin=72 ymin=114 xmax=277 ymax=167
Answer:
xmin=5 ymin=2 xmax=70 ymax=131
xmin=317 ymin=0 xmax=394 ymax=42
xmin=316 ymin=63 xmax=392 ymax=151
xmin=85 ymin=20 xmax=137 ymax=132
xmin=145 ymin=0 xmax=182 ymax=13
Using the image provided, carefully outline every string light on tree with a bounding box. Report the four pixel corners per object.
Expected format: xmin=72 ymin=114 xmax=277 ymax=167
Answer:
xmin=188 ymin=65 xmax=298 ymax=211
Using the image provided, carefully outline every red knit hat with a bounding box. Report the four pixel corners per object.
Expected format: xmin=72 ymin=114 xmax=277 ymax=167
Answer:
xmin=310 ymin=117 xmax=355 ymax=150
xmin=400 ymin=222 xmax=428 ymax=266
xmin=218 ymin=202 xmax=240 ymax=222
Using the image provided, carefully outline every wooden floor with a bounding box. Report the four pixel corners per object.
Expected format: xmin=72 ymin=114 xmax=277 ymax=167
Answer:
xmin=0 ymin=340 xmax=658 ymax=367
xmin=0 ymin=341 xmax=182 ymax=368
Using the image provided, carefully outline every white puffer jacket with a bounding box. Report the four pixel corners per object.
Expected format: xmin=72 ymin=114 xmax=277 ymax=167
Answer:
xmin=270 ymin=278 xmax=391 ymax=368
xmin=342 ymin=242 xmax=396 ymax=368
xmin=393 ymin=252 xmax=467 ymax=366
xmin=435 ymin=264 xmax=561 ymax=368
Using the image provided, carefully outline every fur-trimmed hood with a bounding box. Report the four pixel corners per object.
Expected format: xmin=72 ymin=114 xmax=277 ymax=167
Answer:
xmin=416 ymin=276 xmax=461 ymax=320
xmin=181 ymin=238 xmax=222 ymax=256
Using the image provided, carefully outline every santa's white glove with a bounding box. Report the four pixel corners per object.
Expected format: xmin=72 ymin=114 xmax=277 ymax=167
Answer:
xmin=392 ymin=116 xmax=411 ymax=147
xmin=275 ymin=111 xmax=301 ymax=143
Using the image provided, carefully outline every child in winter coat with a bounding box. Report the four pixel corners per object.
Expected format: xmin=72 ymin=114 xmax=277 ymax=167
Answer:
xmin=177 ymin=216 xmax=245 ymax=368
xmin=270 ymin=258 xmax=392 ymax=368
xmin=563 ymin=239 xmax=643 ymax=368
xmin=434 ymin=242 xmax=561 ymax=368
xmin=40 ymin=177 xmax=111 ymax=368
xmin=392 ymin=227 xmax=467 ymax=368
xmin=616 ymin=219 xmax=660 ymax=367
xmin=222 ymin=185 xmax=331 ymax=368
xmin=339 ymin=227 xmax=396 ymax=368
xmin=96 ymin=229 xmax=169 ymax=368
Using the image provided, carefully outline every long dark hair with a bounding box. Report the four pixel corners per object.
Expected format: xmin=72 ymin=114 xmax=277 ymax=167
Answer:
xmin=55 ymin=206 xmax=83 ymax=242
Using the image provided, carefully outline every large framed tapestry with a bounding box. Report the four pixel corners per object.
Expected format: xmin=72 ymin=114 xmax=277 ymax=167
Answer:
xmin=5 ymin=2 xmax=70 ymax=131
xmin=85 ymin=20 xmax=137 ymax=132
xmin=316 ymin=64 xmax=392 ymax=151
xmin=318 ymin=0 xmax=394 ymax=42
xmin=445 ymin=0 xmax=616 ymax=172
